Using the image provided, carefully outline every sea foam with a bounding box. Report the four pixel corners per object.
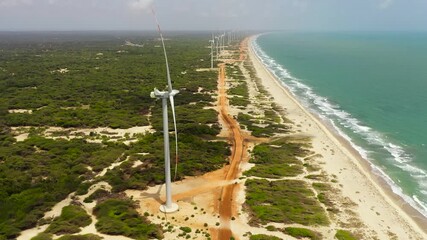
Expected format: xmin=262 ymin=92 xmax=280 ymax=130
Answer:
xmin=251 ymin=35 xmax=427 ymax=218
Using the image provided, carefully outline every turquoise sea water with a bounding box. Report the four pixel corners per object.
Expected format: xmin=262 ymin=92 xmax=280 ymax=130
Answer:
xmin=253 ymin=32 xmax=427 ymax=217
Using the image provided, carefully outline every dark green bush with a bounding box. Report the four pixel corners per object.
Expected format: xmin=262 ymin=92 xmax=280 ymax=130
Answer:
xmin=335 ymin=230 xmax=358 ymax=240
xmin=246 ymin=179 xmax=329 ymax=226
xmin=284 ymin=227 xmax=321 ymax=240
xmin=56 ymin=234 xmax=103 ymax=240
xmin=249 ymin=234 xmax=281 ymax=240
xmin=94 ymin=198 xmax=163 ymax=239
xmin=45 ymin=205 xmax=91 ymax=235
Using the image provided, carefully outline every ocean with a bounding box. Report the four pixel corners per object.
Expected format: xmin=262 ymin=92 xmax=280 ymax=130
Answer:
xmin=253 ymin=32 xmax=427 ymax=217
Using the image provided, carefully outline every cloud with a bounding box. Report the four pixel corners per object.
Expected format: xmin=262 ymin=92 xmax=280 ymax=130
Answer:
xmin=379 ymin=0 xmax=393 ymax=9
xmin=0 ymin=0 xmax=32 ymax=7
xmin=128 ymin=0 xmax=154 ymax=11
xmin=292 ymin=0 xmax=308 ymax=11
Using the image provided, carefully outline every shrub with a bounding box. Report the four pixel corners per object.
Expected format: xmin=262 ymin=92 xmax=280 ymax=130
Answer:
xmin=45 ymin=205 xmax=92 ymax=235
xmin=56 ymin=234 xmax=103 ymax=240
xmin=284 ymin=227 xmax=321 ymax=240
xmin=180 ymin=226 xmax=192 ymax=233
xmin=31 ymin=233 xmax=53 ymax=240
xmin=245 ymin=179 xmax=329 ymax=226
xmin=335 ymin=230 xmax=358 ymax=240
xmin=94 ymin=198 xmax=163 ymax=239
xmin=249 ymin=234 xmax=281 ymax=240
xmin=83 ymin=189 xmax=109 ymax=203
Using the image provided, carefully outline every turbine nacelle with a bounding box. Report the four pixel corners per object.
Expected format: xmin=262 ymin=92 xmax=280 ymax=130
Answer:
xmin=151 ymin=88 xmax=179 ymax=99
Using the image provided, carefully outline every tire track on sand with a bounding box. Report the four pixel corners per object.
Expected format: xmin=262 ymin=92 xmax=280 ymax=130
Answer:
xmin=217 ymin=61 xmax=247 ymax=240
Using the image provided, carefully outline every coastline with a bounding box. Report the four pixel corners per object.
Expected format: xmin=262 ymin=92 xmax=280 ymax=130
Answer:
xmin=248 ymin=35 xmax=427 ymax=239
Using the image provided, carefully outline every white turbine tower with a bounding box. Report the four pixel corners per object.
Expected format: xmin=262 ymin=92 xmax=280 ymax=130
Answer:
xmin=221 ymin=33 xmax=225 ymax=52
xmin=209 ymin=34 xmax=215 ymax=69
xmin=224 ymin=33 xmax=227 ymax=52
xmin=215 ymin=35 xmax=220 ymax=60
xmin=219 ymin=34 xmax=224 ymax=53
xmin=150 ymin=9 xmax=179 ymax=213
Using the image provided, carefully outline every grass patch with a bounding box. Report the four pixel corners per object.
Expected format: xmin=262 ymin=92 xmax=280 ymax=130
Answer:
xmin=94 ymin=198 xmax=162 ymax=239
xmin=245 ymin=179 xmax=329 ymax=226
xmin=83 ymin=189 xmax=110 ymax=203
xmin=229 ymin=81 xmax=249 ymax=98
xmin=283 ymin=227 xmax=322 ymax=240
xmin=45 ymin=205 xmax=91 ymax=235
xmin=237 ymin=113 xmax=288 ymax=138
xmin=244 ymin=163 xmax=303 ymax=178
xmin=57 ymin=234 xmax=102 ymax=240
xmin=103 ymin=133 xmax=230 ymax=192
xmin=31 ymin=233 xmax=53 ymax=240
xmin=335 ymin=230 xmax=358 ymax=240
xmin=244 ymin=138 xmax=308 ymax=179
xmin=229 ymin=96 xmax=250 ymax=107
xmin=249 ymin=234 xmax=281 ymax=240
xmin=250 ymin=138 xmax=309 ymax=164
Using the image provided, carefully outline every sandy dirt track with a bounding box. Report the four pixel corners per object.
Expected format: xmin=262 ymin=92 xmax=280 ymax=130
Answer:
xmin=216 ymin=62 xmax=247 ymax=240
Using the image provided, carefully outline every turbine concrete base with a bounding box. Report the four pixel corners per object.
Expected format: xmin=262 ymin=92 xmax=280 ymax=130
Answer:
xmin=159 ymin=203 xmax=179 ymax=213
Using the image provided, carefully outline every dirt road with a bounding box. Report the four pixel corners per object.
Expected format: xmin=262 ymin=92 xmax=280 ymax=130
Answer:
xmin=216 ymin=46 xmax=248 ymax=239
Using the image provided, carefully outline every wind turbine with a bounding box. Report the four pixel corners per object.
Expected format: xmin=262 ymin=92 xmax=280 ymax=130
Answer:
xmin=215 ymin=35 xmax=220 ymax=60
xmin=223 ymin=33 xmax=226 ymax=51
xmin=209 ymin=34 xmax=215 ymax=69
xmin=150 ymin=8 xmax=179 ymax=213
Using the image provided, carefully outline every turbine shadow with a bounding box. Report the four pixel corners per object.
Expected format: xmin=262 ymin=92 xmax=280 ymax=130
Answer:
xmin=139 ymin=184 xmax=163 ymax=205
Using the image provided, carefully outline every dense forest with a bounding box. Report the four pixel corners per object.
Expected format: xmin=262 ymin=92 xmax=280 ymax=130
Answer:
xmin=0 ymin=31 xmax=229 ymax=239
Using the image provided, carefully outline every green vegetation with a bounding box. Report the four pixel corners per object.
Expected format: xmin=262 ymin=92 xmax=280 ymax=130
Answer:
xmin=57 ymin=234 xmax=103 ymax=240
xmin=179 ymin=226 xmax=192 ymax=233
xmin=83 ymin=189 xmax=110 ymax=203
xmin=0 ymin=32 xmax=229 ymax=238
xmin=244 ymin=138 xmax=308 ymax=179
xmin=284 ymin=227 xmax=322 ymax=240
xmin=230 ymin=59 xmax=291 ymax=138
xmin=266 ymin=225 xmax=277 ymax=231
xmin=0 ymin=33 xmax=215 ymax=129
xmin=237 ymin=113 xmax=288 ymax=138
xmin=31 ymin=233 xmax=53 ymax=240
xmin=335 ymin=230 xmax=358 ymax=240
xmin=245 ymin=162 xmax=303 ymax=179
xmin=94 ymin=198 xmax=162 ymax=239
xmin=229 ymin=96 xmax=251 ymax=107
xmin=0 ymin=137 xmax=124 ymax=238
xmin=229 ymin=81 xmax=249 ymax=97
xmin=32 ymin=233 xmax=102 ymax=240
xmin=45 ymin=205 xmax=91 ymax=235
xmin=102 ymin=133 xmax=230 ymax=192
xmin=249 ymin=234 xmax=281 ymax=240
xmin=227 ymin=64 xmax=250 ymax=107
xmin=245 ymin=179 xmax=329 ymax=226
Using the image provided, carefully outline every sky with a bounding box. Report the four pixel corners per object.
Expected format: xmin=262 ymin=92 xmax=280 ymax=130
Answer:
xmin=0 ymin=0 xmax=427 ymax=31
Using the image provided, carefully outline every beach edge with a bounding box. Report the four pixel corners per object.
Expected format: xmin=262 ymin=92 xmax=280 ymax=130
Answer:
xmin=247 ymin=34 xmax=427 ymax=238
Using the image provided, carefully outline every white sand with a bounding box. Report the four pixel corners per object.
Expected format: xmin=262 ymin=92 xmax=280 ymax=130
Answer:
xmin=8 ymin=109 xmax=33 ymax=114
xmin=10 ymin=126 xmax=154 ymax=144
xmin=248 ymin=37 xmax=427 ymax=239
xmin=95 ymin=155 xmax=128 ymax=178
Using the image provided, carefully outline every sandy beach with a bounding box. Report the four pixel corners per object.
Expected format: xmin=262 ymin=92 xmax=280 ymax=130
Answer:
xmin=248 ymin=36 xmax=427 ymax=239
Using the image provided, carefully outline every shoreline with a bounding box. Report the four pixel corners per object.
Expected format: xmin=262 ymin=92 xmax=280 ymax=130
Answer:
xmin=248 ymin=35 xmax=427 ymax=238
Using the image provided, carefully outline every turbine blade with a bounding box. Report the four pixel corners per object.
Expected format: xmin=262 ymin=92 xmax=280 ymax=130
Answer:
xmin=151 ymin=7 xmax=173 ymax=92
xmin=169 ymin=95 xmax=179 ymax=180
